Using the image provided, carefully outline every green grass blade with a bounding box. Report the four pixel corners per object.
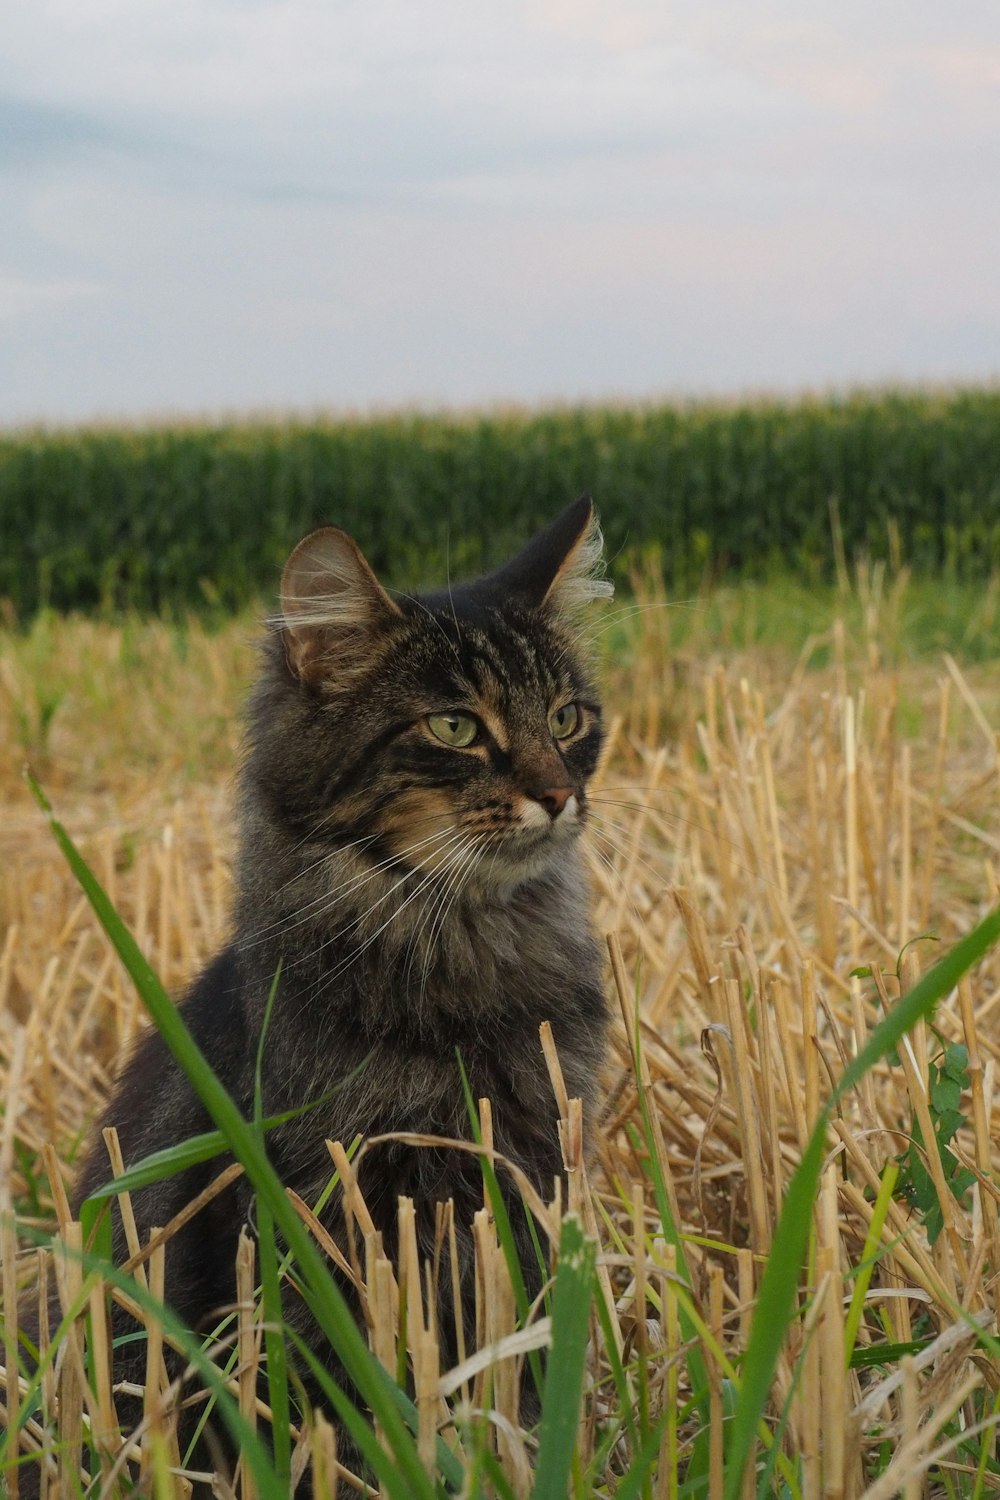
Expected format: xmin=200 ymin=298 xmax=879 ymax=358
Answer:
xmin=476 ymin=1444 xmax=522 ymax=1500
xmin=83 ymin=1080 xmax=372 ymax=1200
xmin=629 ymin=1019 xmax=711 ymax=1482
xmin=591 ymin=1269 xmax=640 ymax=1455
xmin=609 ymin=1409 xmax=673 ymax=1500
xmin=27 ymin=772 xmax=441 ymax=1498
xmin=971 ymin=1385 xmax=1000 ymax=1500
xmin=254 ymin=968 xmax=292 ymax=1481
xmin=531 ymin=1214 xmax=596 ymax=1500
xmin=251 ymin=966 xmax=290 ymax=1482
xmin=289 ymin=1332 xmax=444 ymax=1500
xmin=255 ymin=1195 xmax=291 ymax=1479
xmin=3 ymin=1226 xmax=284 ymax=1498
xmin=721 ymin=904 xmax=1000 ymax=1500
xmin=842 ymin=1161 xmax=898 ymax=1369
xmin=83 ymin=1130 xmax=236 ymax=1196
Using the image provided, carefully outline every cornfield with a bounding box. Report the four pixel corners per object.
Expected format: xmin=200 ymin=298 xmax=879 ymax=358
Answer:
xmin=4 ymin=387 xmax=1000 ymax=617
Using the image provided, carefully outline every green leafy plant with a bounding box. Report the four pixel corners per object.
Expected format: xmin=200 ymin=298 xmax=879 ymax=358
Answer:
xmin=895 ymin=1041 xmax=977 ymax=1245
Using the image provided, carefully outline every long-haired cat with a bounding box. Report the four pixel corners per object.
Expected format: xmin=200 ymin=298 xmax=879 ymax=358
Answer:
xmin=31 ymin=495 xmax=612 ymax=1491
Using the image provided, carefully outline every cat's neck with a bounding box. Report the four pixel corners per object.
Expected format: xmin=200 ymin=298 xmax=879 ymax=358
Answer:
xmin=234 ymin=810 xmax=596 ymax=1021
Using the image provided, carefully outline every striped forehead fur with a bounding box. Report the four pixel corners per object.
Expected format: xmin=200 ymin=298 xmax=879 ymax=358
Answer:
xmin=277 ymin=506 xmax=614 ymax=641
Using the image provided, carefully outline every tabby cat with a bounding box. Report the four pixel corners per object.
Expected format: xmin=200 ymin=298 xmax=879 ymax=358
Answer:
xmin=44 ymin=495 xmax=612 ymax=1490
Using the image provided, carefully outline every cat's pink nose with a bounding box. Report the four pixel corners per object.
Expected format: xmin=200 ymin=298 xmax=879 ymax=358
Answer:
xmin=535 ymin=786 xmax=573 ymax=819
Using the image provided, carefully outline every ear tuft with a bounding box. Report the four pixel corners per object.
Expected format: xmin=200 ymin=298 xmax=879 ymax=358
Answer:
xmin=545 ymin=498 xmax=615 ymax=617
xmin=490 ymin=495 xmax=613 ymax=618
xmin=279 ymin=527 xmax=400 ymax=683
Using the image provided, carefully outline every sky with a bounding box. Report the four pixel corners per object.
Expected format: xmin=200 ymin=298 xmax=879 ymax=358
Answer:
xmin=2 ymin=1 xmax=1000 ymax=426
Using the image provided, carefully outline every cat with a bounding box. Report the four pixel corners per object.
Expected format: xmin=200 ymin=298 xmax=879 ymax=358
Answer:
xmin=18 ymin=494 xmax=612 ymax=1493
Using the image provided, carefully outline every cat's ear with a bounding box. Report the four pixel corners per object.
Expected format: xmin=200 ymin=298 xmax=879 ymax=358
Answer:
xmin=280 ymin=527 xmax=401 ymax=683
xmin=491 ymin=494 xmax=613 ymax=615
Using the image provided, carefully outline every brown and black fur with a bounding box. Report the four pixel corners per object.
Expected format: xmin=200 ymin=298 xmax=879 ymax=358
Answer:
xmin=29 ymin=496 xmax=612 ymax=1490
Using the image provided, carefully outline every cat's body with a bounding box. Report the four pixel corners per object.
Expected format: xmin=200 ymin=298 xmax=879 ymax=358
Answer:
xmin=47 ymin=497 xmax=612 ymax=1489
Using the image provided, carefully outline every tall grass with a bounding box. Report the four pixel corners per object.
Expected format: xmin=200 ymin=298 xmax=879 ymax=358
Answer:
xmin=3 ymin=565 xmax=1000 ymax=1493
xmin=5 ymin=785 xmax=997 ymax=1495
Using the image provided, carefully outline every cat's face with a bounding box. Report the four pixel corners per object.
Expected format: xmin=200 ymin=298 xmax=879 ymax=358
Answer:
xmin=267 ymin=496 xmax=611 ymax=894
xmin=358 ymin=589 xmax=604 ymax=889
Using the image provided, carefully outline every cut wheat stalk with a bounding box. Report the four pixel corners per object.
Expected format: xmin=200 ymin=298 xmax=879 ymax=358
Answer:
xmin=5 ymin=576 xmax=1000 ymax=1495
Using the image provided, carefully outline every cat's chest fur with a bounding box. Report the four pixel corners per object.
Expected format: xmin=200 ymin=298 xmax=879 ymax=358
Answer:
xmin=244 ymin=850 xmax=605 ymax=1148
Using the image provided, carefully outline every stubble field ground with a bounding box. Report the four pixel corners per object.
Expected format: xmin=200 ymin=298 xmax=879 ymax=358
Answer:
xmin=3 ymin=560 xmax=1000 ymax=1495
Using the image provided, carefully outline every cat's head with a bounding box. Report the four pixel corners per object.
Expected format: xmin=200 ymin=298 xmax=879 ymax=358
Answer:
xmin=257 ymin=496 xmax=612 ymax=893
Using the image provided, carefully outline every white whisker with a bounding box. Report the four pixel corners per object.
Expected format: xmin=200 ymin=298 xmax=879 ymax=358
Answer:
xmin=270 ymin=828 xmax=470 ymax=981
xmin=308 ymin=838 xmax=473 ymax=1001
xmin=415 ymin=850 xmax=474 ymax=1005
xmin=586 ymin=812 xmax=682 ymax=896
xmin=241 ymin=826 xmax=463 ymax=949
xmin=402 ymin=834 xmax=477 ymax=992
xmin=578 ymin=597 xmax=704 ymax=648
xmin=417 ymin=835 xmax=490 ymax=1005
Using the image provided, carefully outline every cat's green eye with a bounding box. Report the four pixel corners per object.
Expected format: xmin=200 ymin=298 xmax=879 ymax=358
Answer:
xmin=549 ymin=703 xmax=580 ymax=740
xmin=427 ymin=712 xmax=479 ymax=748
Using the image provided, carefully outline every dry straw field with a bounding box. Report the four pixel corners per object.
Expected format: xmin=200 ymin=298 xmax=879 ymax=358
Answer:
xmin=2 ymin=561 xmax=1000 ymax=1496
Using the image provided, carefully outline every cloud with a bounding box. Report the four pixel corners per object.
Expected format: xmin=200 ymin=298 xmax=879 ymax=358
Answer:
xmin=0 ymin=95 xmax=125 ymax=167
xmin=1 ymin=1 xmax=803 ymax=206
xmin=0 ymin=269 xmax=102 ymax=322
xmin=1 ymin=0 xmax=999 ymax=420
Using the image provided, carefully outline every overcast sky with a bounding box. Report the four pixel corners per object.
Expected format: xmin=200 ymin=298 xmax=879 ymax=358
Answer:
xmin=2 ymin=2 xmax=999 ymax=426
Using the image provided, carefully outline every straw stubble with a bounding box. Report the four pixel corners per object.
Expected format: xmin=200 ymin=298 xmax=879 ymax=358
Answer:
xmin=3 ymin=576 xmax=1000 ymax=1494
